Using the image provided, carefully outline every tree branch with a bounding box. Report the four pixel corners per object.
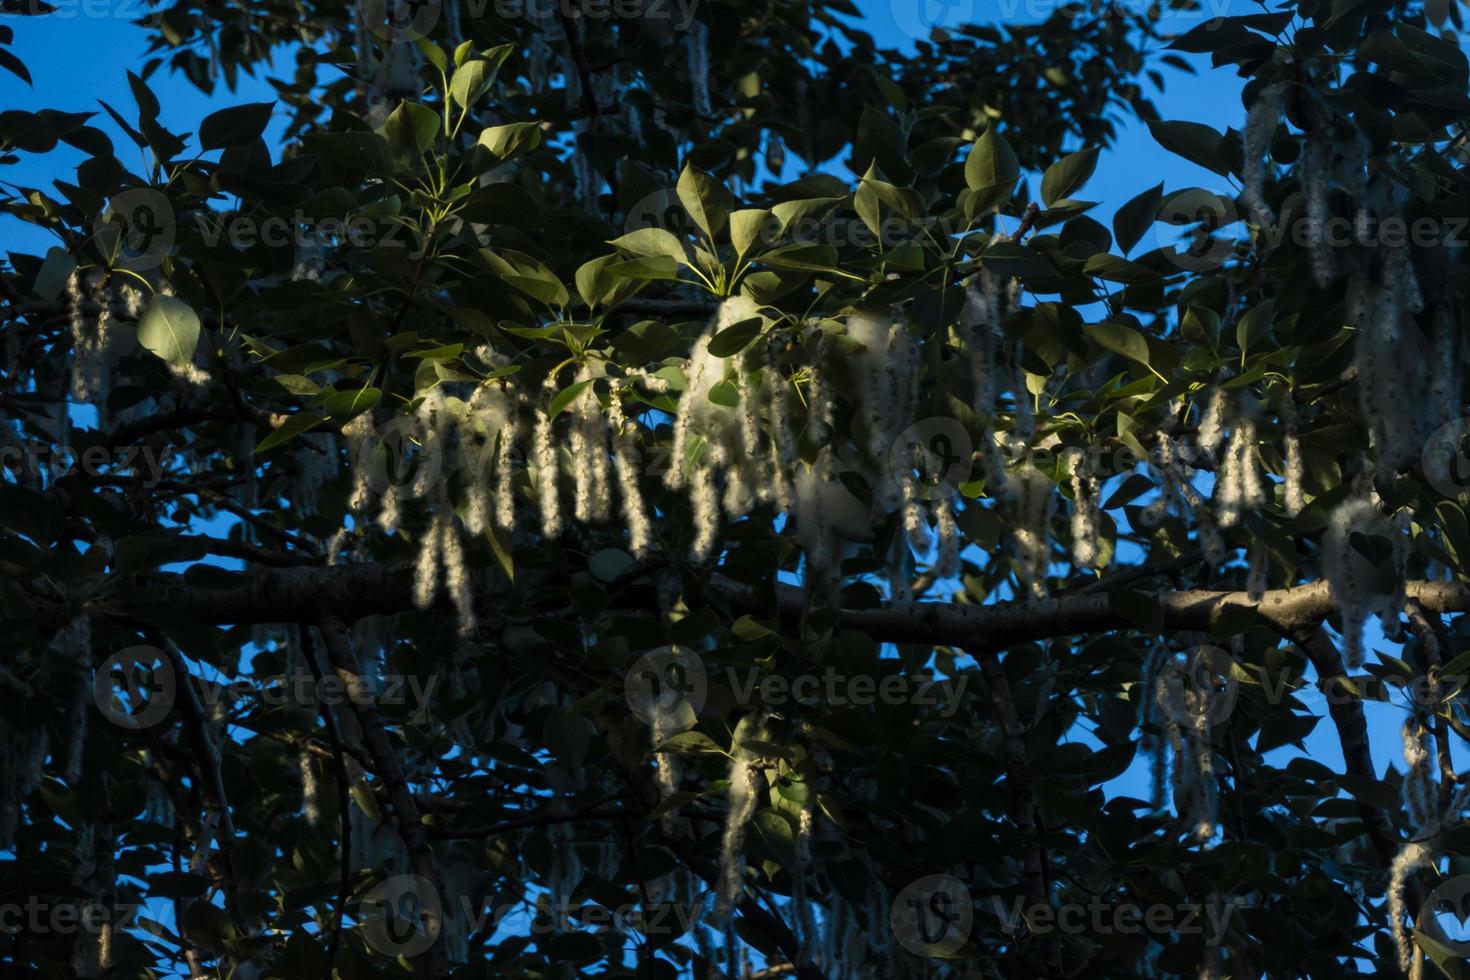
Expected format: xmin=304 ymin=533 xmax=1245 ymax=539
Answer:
xmin=972 ymin=647 xmax=1062 ymax=977
xmin=315 ymin=616 xmax=448 ymax=979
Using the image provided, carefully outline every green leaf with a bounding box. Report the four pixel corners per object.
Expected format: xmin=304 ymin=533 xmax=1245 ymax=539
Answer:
xmin=1113 ymin=182 xmax=1164 ymax=255
xmin=33 ymin=247 xmax=75 ymax=302
xmin=381 ymin=101 xmax=440 ymax=157
xmin=729 ymin=209 xmax=771 ymax=258
xmin=653 ymin=731 xmax=724 ymax=754
xmin=319 ymin=386 xmax=381 ymax=423
xmin=481 ymin=249 xmax=569 ymax=307
xmin=1145 ymin=119 xmax=1228 ymax=176
xmin=549 ymin=379 xmax=593 ymax=419
xmin=609 ymin=227 xmax=687 ymax=262
xmin=198 ymin=102 xmax=274 ymax=150
xmin=477 ymin=121 xmax=541 ymax=162
xmin=1089 ymin=322 xmax=1153 ymax=369
xmin=708 ymin=379 xmax=739 ymax=407
xmin=487 ymin=524 xmax=515 ymax=583
xmin=415 ymin=36 xmax=447 ymax=72
xmin=1040 ymin=147 xmax=1099 ymax=207
xmin=449 ymin=59 xmax=493 ymax=108
xmin=137 ymin=295 xmax=201 ymax=368
xmin=1083 ymin=253 xmax=1165 ymax=286
xmin=576 ymin=253 xmax=637 ymax=311
xmin=770 ymin=197 xmax=842 ymax=235
xmin=964 ymin=127 xmax=1020 ymax=216
xmin=605 ymin=255 xmax=683 ymax=282
xmin=759 ymin=243 xmax=838 ymax=272
xmin=1235 ymin=300 xmax=1276 ymax=361
xmin=707 ymin=317 xmax=763 ymax=358
xmin=677 ymin=164 xmax=732 ymax=241
xmin=254 ymin=413 xmax=324 ymax=453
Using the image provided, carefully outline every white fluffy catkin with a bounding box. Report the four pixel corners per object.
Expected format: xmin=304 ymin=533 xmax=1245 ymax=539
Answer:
xmin=1388 ymin=842 xmax=1432 ymax=973
xmin=1197 ymin=388 xmax=1227 ymax=457
xmin=1284 ymin=429 xmax=1305 ymax=516
xmin=609 ymin=393 xmax=652 ymax=557
xmin=1012 ymin=465 xmax=1055 ymax=600
xmin=1216 ymin=413 xmax=1263 ymax=529
xmin=494 ymin=415 xmax=519 ymax=531
xmin=767 ymin=339 xmax=798 ymax=514
xmin=1402 ymin=718 xmax=1435 ymax=832
xmin=1301 ymin=137 xmax=1335 ymax=288
xmin=534 ymin=377 xmax=562 ymax=539
xmin=689 ymin=453 xmax=720 ymax=562
xmin=717 ymin=756 xmax=758 ymax=918
xmin=935 ymin=493 xmax=960 ymax=578
xmin=413 ymin=511 xmax=445 ymax=610
xmin=1241 ymin=84 xmax=1283 ymax=226
xmin=962 ymin=276 xmax=1001 ymax=416
xmin=1064 ymin=447 xmax=1099 ymax=567
xmin=440 ymin=514 xmax=476 ymax=636
xmin=687 ymin=20 xmax=711 ymax=117
xmin=1324 ymin=495 xmax=1379 ymax=668
xmin=300 ymin=750 xmax=320 ymax=826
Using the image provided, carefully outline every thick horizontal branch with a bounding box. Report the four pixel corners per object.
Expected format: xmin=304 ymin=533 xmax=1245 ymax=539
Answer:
xmin=74 ymin=563 xmax=1470 ymax=652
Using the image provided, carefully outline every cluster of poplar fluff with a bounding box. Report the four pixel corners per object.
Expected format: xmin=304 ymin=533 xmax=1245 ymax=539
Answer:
xmin=1349 ymin=247 xmax=1463 ymax=479
xmin=710 ymin=755 xmax=899 ymax=976
xmin=1138 ymin=646 xmax=1220 ymax=843
xmin=1389 ymin=691 xmax=1470 ymax=974
xmin=965 ymin=272 xmax=1102 ymax=598
xmin=337 ymin=284 xmax=1125 ymax=612
xmin=1323 ymin=488 xmax=1408 ymax=668
xmin=0 ymin=615 xmax=91 ymax=849
xmin=1237 ymin=82 xmax=1374 ymax=290
xmin=65 ymin=270 xmax=151 ymax=425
